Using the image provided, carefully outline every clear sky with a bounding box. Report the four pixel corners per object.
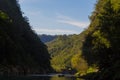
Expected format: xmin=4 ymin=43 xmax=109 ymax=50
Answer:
xmin=19 ymin=0 xmax=97 ymax=35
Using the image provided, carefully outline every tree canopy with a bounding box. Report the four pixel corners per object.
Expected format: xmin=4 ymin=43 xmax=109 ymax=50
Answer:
xmin=82 ymin=0 xmax=120 ymax=79
xmin=0 ymin=0 xmax=52 ymax=75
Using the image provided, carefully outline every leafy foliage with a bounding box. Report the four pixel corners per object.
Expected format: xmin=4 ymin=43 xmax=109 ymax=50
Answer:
xmin=47 ymin=33 xmax=90 ymax=73
xmin=82 ymin=0 xmax=120 ymax=79
xmin=71 ymin=53 xmax=88 ymax=74
xmin=0 ymin=0 xmax=52 ymax=75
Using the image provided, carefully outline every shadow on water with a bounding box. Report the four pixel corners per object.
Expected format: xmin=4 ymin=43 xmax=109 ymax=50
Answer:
xmin=0 ymin=75 xmax=85 ymax=80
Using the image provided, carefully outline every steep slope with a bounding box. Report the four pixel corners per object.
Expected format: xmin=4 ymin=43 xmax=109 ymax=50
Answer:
xmin=82 ymin=0 xmax=120 ymax=79
xmin=47 ymin=33 xmax=88 ymax=72
xmin=0 ymin=0 xmax=51 ymax=75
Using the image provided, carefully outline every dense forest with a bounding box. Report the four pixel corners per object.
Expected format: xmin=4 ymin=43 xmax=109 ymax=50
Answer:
xmin=82 ymin=0 xmax=120 ymax=79
xmin=0 ymin=0 xmax=52 ymax=75
xmin=47 ymin=33 xmax=96 ymax=74
xmin=47 ymin=0 xmax=120 ymax=80
xmin=0 ymin=0 xmax=119 ymax=79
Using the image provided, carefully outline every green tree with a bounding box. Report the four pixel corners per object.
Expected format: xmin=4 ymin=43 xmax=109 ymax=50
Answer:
xmin=82 ymin=0 xmax=120 ymax=79
xmin=0 ymin=0 xmax=52 ymax=75
xmin=71 ymin=53 xmax=88 ymax=74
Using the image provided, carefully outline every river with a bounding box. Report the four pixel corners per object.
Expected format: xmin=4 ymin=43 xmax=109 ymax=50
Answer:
xmin=0 ymin=74 xmax=85 ymax=80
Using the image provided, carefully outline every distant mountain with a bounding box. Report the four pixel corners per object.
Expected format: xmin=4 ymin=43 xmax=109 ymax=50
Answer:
xmin=39 ymin=34 xmax=58 ymax=43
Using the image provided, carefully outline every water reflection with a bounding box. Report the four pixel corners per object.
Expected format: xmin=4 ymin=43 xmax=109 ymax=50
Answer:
xmin=0 ymin=75 xmax=85 ymax=80
xmin=43 ymin=76 xmax=84 ymax=80
xmin=50 ymin=76 xmax=75 ymax=80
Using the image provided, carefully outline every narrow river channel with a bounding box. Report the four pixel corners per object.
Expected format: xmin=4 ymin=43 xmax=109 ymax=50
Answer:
xmin=0 ymin=74 xmax=85 ymax=80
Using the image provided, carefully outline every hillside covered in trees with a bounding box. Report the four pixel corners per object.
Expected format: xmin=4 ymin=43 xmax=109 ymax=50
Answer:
xmin=47 ymin=33 xmax=94 ymax=74
xmin=82 ymin=0 xmax=120 ymax=79
xmin=0 ymin=0 xmax=52 ymax=75
xmin=47 ymin=0 xmax=120 ymax=79
xmin=0 ymin=0 xmax=119 ymax=79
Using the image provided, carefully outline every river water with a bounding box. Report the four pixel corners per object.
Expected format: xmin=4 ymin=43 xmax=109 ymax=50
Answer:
xmin=0 ymin=74 xmax=85 ymax=80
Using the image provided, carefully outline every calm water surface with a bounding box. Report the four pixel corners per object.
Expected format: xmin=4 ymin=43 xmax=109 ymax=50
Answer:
xmin=0 ymin=74 xmax=85 ymax=80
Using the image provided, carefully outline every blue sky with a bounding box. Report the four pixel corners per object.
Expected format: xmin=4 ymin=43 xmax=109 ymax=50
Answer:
xmin=19 ymin=0 xmax=96 ymax=35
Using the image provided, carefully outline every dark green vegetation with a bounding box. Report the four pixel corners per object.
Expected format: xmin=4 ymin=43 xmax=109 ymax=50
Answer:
xmin=48 ymin=0 xmax=120 ymax=79
xmin=0 ymin=0 xmax=119 ymax=79
xmin=0 ymin=0 xmax=51 ymax=75
xmin=47 ymin=34 xmax=97 ymax=74
xmin=82 ymin=0 xmax=120 ymax=79
xmin=39 ymin=34 xmax=58 ymax=43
